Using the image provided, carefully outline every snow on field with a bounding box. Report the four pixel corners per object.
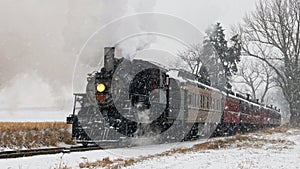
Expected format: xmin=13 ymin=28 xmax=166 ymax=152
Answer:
xmin=125 ymin=132 xmax=300 ymax=169
xmin=0 ymin=140 xmax=203 ymax=169
xmin=1 ymin=128 xmax=300 ymax=169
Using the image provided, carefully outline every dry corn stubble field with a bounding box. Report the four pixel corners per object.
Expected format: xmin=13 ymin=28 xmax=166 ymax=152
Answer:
xmin=0 ymin=122 xmax=74 ymax=149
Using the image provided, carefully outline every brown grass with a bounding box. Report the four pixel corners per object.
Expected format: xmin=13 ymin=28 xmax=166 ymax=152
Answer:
xmin=0 ymin=122 xmax=74 ymax=149
xmin=52 ymin=165 xmax=72 ymax=169
xmin=254 ymin=125 xmax=290 ymax=134
xmin=79 ymin=128 xmax=295 ymax=169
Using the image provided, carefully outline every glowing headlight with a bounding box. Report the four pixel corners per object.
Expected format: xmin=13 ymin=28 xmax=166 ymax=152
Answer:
xmin=96 ymin=83 xmax=106 ymax=92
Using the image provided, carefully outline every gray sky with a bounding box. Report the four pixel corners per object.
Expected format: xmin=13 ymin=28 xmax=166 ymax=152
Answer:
xmin=154 ymin=0 xmax=258 ymax=33
xmin=0 ymin=0 xmax=260 ymax=109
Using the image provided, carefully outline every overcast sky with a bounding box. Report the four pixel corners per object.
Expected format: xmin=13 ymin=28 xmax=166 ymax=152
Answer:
xmin=154 ymin=0 xmax=259 ymax=33
xmin=0 ymin=0 xmax=260 ymax=109
xmin=0 ymin=0 xmax=259 ymax=81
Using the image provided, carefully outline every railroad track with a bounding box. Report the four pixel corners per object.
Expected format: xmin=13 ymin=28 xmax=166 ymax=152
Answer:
xmin=0 ymin=145 xmax=102 ymax=159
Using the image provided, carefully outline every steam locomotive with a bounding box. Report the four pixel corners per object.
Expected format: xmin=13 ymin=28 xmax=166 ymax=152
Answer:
xmin=67 ymin=47 xmax=281 ymax=146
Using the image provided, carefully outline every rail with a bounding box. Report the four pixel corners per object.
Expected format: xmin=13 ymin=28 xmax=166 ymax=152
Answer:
xmin=0 ymin=145 xmax=102 ymax=159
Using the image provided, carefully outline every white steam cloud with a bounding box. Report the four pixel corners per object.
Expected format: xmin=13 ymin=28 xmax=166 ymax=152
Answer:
xmin=0 ymin=0 xmax=157 ymax=112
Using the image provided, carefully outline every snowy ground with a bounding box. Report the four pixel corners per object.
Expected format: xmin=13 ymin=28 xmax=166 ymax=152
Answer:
xmin=125 ymin=132 xmax=300 ymax=169
xmin=1 ymin=128 xmax=300 ymax=169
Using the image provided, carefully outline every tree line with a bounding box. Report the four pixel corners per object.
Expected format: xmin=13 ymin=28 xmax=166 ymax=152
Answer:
xmin=179 ymin=0 xmax=300 ymax=126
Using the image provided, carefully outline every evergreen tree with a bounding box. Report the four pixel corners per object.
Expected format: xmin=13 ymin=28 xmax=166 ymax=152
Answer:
xmin=204 ymin=23 xmax=241 ymax=90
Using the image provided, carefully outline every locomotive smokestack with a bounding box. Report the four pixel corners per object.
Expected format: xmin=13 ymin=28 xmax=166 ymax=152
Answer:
xmin=104 ymin=47 xmax=115 ymax=72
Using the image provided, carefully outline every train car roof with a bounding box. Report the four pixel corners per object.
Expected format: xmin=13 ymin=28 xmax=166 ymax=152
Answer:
xmin=167 ymin=69 xmax=280 ymax=115
xmin=167 ymin=69 xmax=222 ymax=93
xmin=227 ymin=93 xmax=281 ymax=114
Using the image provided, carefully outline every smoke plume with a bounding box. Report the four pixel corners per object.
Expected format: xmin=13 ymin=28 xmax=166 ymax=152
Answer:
xmin=0 ymin=0 xmax=157 ymax=111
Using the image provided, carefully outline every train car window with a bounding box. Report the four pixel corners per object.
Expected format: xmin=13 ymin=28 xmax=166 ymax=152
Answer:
xmin=193 ymin=94 xmax=197 ymax=107
xmin=203 ymin=96 xmax=206 ymax=109
xmin=200 ymin=95 xmax=203 ymax=108
xmin=200 ymin=95 xmax=202 ymax=108
xmin=246 ymin=105 xmax=249 ymax=114
xmin=192 ymin=94 xmax=195 ymax=107
xmin=188 ymin=94 xmax=191 ymax=106
xmin=215 ymin=99 xmax=217 ymax=110
xmin=199 ymin=95 xmax=201 ymax=108
xmin=240 ymin=102 xmax=245 ymax=113
xmin=194 ymin=94 xmax=197 ymax=107
xmin=206 ymin=96 xmax=209 ymax=109
xmin=191 ymin=94 xmax=193 ymax=106
xmin=197 ymin=94 xmax=199 ymax=107
xmin=202 ymin=96 xmax=205 ymax=108
xmin=191 ymin=94 xmax=194 ymax=106
xmin=197 ymin=94 xmax=200 ymax=108
xmin=160 ymin=73 xmax=166 ymax=87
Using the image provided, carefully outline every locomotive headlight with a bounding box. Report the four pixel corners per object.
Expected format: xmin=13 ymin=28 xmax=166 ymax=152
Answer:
xmin=96 ymin=83 xmax=106 ymax=92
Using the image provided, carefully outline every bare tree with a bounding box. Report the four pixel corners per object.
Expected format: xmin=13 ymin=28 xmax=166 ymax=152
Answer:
xmin=240 ymin=0 xmax=300 ymax=126
xmin=177 ymin=43 xmax=217 ymax=86
xmin=177 ymin=43 xmax=214 ymax=77
xmin=233 ymin=59 xmax=277 ymax=103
